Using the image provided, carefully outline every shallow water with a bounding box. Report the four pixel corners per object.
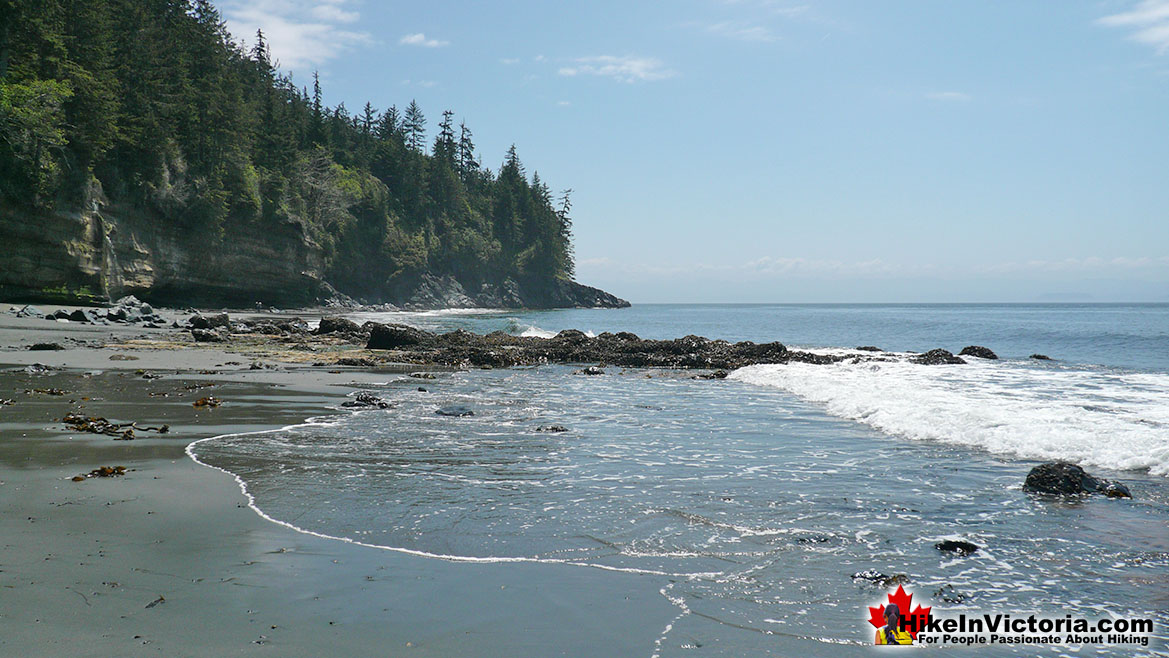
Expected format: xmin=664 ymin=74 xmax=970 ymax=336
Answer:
xmin=193 ymin=304 xmax=1169 ymax=654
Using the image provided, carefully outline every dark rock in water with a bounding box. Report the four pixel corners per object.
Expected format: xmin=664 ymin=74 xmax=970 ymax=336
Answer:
xmin=574 ymin=366 xmax=605 ymax=375
xmin=417 ymin=387 xmax=427 ymax=392
xmin=1023 ymin=461 xmax=1132 ymax=498
xmin=934 ymin=584 xmax=967 ymax=603
xmin=694 ymin=369 xmax=729 ymax=380
xmin=341 ymin=391 xmax=390 ymax=409
xmin=855 ymin=346 xmax=882 ymax=352
xmin=959 ymin=345 xmax=998 ymax=360
xmin=536 ymin=425 xmax=569 ymax=433
xmin=13 ymin=305 xmax=44 ymax=318
xmin=796 ymin=534 xmax=836 ymax=545
xmin=911 ymin=349 xmax=966 ymax=365
xmin=409 ymin=372 xmax=438 ymax=379
xmin=317 ymin=316 xmax=360 ymax=335
xmin=435 ymin=405 xmax=474 ymax=417
xmin=1101 ymin=482 xmax=1133 ymax=498
xmin=1030 ymin=354 xmax=1052 ymax=361
xmin=852 ymin=570 xmax=910 ymax=587
xmin=935 ymin=540 xmax=979 ymax=556
xmin=67 ymin=309 xmax=91 ymax=323
xmin=106 ymin=307 xmax=129 ymax=322
xmin=366 ymin=323 xmax=432 ymax=350
xmin=28 ymin=342 xmax=65 ymax=351
xmin=191 ymin=328 xmax=227 ymax=343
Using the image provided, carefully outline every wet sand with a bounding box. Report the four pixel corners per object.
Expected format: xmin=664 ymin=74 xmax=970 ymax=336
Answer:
xmin=0 ymin=307 xmax=680 ymax=656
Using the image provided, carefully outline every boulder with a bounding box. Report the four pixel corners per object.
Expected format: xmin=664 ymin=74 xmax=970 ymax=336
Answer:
xmin=935 ymin=540 xmax=979 ymax=555
xmin=553 ymin=329 xmax=591 ymax=345
xmin=435 ymin=405 xmax=474 ymax=417
xmin=191 ymin=328 xmax=227 ymax=343
xmin=959 ymin=345 xmax=998 ymax=360
xmin=1030 ymin=354 xmax=1052 ymax=361
xmin=366 ymin=323 xmax=432 ymax=350
xmin=190 ymin=313 xmax=230 ymax=329
xmin=28 ymin=342 xmax=65 ymax=351
xmin=317 ymin=316 xmax=360 ymax=335
xmin=14 ymin=305 xmax=44 ymax=318
xmin=855 ymin=346 xmax=883 ymax=352
xmin=1023 ymin=462 xmax=1132 ymax=498
xmin=536 ymin=425 xmax=569 ymax=432
xmin=341 ymin=391 xmax=390 ymax=409
xmin=910 ymin=349 xmax=966 ymax=365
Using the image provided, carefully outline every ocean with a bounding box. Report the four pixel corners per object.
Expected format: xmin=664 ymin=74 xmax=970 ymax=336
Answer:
xmin=189 ymin=304 xmax=1169 ymax=655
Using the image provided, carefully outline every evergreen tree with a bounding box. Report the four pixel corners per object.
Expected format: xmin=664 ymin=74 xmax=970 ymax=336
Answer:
xmin=0 ymin=0 xmax=577 ymax=294
xmin=403 ymin=99 xmax=425 ymax=152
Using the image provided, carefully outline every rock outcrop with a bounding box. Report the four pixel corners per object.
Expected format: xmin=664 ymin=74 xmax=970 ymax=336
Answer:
xmin=910 ymin=349 xmax=966 ymax=365
xmin=958 ymin=345 xmax=998 ymax=360
xmin=359 ymin=325 xmax=927 ymax=370
xmin=0 ymin=199 xmax=628 ymax=310
xmin=1023 ymin=462 xmax=1132 ymax=498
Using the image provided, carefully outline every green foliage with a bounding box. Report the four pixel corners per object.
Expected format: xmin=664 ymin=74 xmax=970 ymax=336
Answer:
xmin=0 ymin=0 xmax=577 ymax=297
xmin=0 ymin=77 xmax=73 ymax=203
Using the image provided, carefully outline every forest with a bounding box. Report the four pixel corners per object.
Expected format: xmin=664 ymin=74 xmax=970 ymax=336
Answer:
xmin=0 ymin=0 xmax=576 ymax=302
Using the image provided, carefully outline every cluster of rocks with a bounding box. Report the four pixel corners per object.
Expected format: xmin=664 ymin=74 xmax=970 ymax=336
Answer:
xmin=361 ymin=324 xmax=839 ymax=370
xmin=357 ymin=325 xmax=1014 ymax=370
xmin=11 ymin=296 xmax=167 ymax=327
xmin=184 ymin=312 xmax=383 ymax=343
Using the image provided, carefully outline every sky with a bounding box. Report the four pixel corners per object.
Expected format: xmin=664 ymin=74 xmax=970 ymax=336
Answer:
xmin=218 ymin=0 xmax=1169 ymax=303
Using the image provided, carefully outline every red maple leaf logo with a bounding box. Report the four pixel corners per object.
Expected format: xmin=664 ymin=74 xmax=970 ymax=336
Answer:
xmin=867 ymin=585 xmax=932 ymax=640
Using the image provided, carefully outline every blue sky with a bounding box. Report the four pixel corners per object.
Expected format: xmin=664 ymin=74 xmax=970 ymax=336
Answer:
xmin=220 ymin=0 xmax=1169 ymax=303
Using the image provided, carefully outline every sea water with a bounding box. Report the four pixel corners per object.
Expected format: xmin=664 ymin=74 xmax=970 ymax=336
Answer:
xmin=190 ymin=304 xmax=1169 ymax=655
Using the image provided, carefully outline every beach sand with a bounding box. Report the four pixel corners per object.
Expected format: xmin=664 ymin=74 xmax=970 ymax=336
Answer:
xmin=0 ymin=307 xmax=679 ymax=656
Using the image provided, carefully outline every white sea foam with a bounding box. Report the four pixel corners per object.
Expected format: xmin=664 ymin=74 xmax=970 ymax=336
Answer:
xmin=730 ymin=358 xmax=1169 ymax=475
xmin=520 ymin=325 xmax=558 ymax=339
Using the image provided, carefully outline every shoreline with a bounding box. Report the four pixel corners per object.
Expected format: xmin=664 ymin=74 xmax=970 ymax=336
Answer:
xmin=0 ymin=309 xmax=682 ymax=656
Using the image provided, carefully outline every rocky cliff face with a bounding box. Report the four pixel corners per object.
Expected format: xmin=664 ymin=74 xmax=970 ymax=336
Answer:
xmin=0 ymin=199 xmax=628 ymax=310
xmin=385 ymin=273 xmax=629 ymax=310
xmin=0 ymin=201 xmax=324 ymax=307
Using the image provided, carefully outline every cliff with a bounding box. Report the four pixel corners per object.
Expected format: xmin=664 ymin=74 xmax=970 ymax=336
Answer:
xmin=0 ymin=199 xmax=628 ymax=310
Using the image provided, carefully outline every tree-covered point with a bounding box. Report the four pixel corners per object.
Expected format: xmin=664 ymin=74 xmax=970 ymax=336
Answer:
xmin=0 ymin=0 xmax=575 ymax=294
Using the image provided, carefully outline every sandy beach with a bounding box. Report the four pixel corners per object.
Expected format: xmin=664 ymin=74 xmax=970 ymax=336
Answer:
xmin=0 ymin=306 xmax=680 ymax=656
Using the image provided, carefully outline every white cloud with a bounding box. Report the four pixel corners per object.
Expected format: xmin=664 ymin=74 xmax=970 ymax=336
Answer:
xmin=1099 ymin=0 xmax=1169 ymax=53
xmin=557 ymin=100 xmax=571 ymax=106
xmin=925 ymin=91 xmax=972 ymax=102
xmin=219 ymin=0 xmax=370 ymax=73
xmin=704 ymin=20 xmax=776 ymax=42
xmin=500 ymin=57 xmax=521 ymax=65
xmin=558 ymin=55 xmax=676 ymax=83
xmin=310 ymin=5 xmax=357 ymax=23
xmin=400 ymin=33 xmax=450 ymax=48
